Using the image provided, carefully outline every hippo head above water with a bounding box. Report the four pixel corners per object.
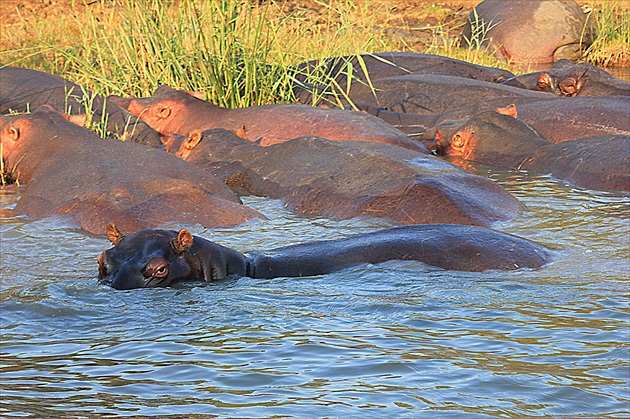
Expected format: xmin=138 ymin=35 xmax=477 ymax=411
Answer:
xmin=98 ymin=223 xmax=198 ymax=290
xmin=97 ymin=223 xmax=248 ymax=290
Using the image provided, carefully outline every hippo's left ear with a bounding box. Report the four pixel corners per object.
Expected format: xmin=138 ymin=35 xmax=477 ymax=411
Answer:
xmin=106 ymin=223 xmax=124 ymax=246
xmin=171 ymin=229 xmax=194 ymax=255
xmin=495 ymin=104 xmax=517 ymax=118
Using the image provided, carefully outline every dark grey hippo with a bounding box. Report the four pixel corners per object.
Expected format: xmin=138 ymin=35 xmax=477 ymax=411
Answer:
xmin=512 ymin=62 xmax=630 ymax=97
xmin=436 ymin=109 xmax=629 ymax=192
xmin=300 ymin=74 xmax=556 ymax=114
xmin=294 ymin=52 xmax=516 ymax=97
xmin=98 ymin=223 xmax=554 ymax=290
xmin=0 ymin=66 xmax=162 ymax=146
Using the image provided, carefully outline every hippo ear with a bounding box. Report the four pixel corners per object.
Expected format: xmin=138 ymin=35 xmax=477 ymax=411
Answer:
xmin=7 ymin=126 xmax=20 ymax=142
xmin=495 ymin=104 xmax=517 ymax=118
xmin=185 ymin=90 xmax=206 ymax=100
xmin=536 ymin=73 xmax=552 ymax=91
xmin=172 ymin=229 xmax=194 ymax=254
xmin=155 ymin=105 xmax=171 ymax=119
xmin=66 ymin=114 xmax=87 ymax=127
xmin=235 ymin=124 xmax=248 ymax=140
xmin=184 ymin=130 xmax=203 ymax=150
xmin=106 ymin=223 xmax=124 ymax=246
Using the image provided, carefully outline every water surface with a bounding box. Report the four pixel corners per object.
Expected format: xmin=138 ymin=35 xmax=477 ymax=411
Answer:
xmin=1 ymin=166 xmax=628 ymax=418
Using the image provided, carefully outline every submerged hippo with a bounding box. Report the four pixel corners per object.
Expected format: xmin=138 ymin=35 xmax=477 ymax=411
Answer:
xmin=110 ymin=85 xmax=429 ymax=153
xmin=436 ymin=110 xmax=629 ymax=192
xmin=461 ymin=0 xmax=593 ymax=64
xmin=165 ymin=128 xmax=524 ymax=227
xmin=98 ymin=223 xmax=554 ymax=290
xmin=300 ymin=74 xmax=556 ymax=114
xmin=532 ymin=62 xmax=630 ymax=97
xmin=0 ymin=106 xmax=262 ymax=234
xmin=0 ymin=66 xmax=162 ymax=146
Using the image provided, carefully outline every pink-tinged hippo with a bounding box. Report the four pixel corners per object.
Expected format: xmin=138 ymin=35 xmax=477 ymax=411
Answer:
xmin=299 ymin=74 xmax=556 ymax=114
xmin=109 ymin=85 xmax=429 ymax=153
xmin=436 ymin=110 xmax=629 ymax=192
xmin=294 ymin=52 xmax=516 ymax=87
xmin=361 ymin=95 xmax=629 ymax=148
xmin=0 ymin=66 xmax=162 ymax=146
xmin=461 ymin=0 xmax=593 ymax=64
xmin=164 ymin=127 xmax=525 ymax=227
xmin=99 ymin=223 xmax=554 ymax=289
xmin=0 ymin=106 xmax=262 ymax=234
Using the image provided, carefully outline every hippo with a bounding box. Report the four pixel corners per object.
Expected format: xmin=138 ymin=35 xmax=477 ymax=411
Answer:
xmin=421 ymin=95 xmax=630 ymax=145
xmin=0 ymin=66 xmax=162 ymax=146
xmin=299 ymin=74 xmax=557 ymax=114
xmin=436 ymin=110 xmax=630 ymax=192
xmin=165 ymin=128 xmax=524 ymax=227
xmin=360 ymin=94 xmax=630 ymax=148
xmin=109 ymin=85 xmax=429 ymax=153
xmin=98 ymin=223 xmax=554 ymax=290
xmin=0 ymin=106 xmax=262 ymax=234
xmin=530 ymin=62 xmax=630 ymax=97
xmin=293 ymin=52 xmax=516 ymax=94
xmin=461 ymin=0 xmax=593 ymax=64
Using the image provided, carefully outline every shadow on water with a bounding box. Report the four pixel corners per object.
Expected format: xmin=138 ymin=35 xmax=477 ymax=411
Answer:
xmin=1 ymin=160 xmax=629 ymax=416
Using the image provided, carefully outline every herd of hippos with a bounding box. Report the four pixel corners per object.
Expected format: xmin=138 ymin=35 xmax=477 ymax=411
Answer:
xmin=1 ymin=2 xmax=629 ymax=289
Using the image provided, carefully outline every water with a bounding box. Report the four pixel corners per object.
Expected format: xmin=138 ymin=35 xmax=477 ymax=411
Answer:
xmin=1 ymin=166 xmax=628 ymax=418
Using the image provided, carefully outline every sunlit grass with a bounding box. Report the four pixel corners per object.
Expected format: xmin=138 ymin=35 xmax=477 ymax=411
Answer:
xmin=0 ymin=0 xmax=627 ymax=109
xmin=584 ymin=1 xmax=630 ymax=67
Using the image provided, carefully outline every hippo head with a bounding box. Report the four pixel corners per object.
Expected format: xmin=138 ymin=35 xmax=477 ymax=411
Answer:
xmin=435 ymin=106 xmax=546 ymax=167
xmin=536 ymin=69 xmax=588 ymax=97
xmin=109 ymin=85 xmax=207 ymax=137
xmin=98 ymin=223 xmax=196 ymax=290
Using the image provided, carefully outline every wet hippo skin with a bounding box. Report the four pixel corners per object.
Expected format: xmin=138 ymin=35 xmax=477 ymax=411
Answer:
xmin=0 ymin=106 xmax=262 ymax=234
xmin=166 ymin=128 xmax=525 ymax=227
xmin=0 ymin=66 xmax=162 ymax=146
xmin=98 ymin=223 xmax=555 ymax=290
xmin=109 ymin=85 xmax=429 ymax=153
xmin=436 ymin=110 xmax=630 ymax=192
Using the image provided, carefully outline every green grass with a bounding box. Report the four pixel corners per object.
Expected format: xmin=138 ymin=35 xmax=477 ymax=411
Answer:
xmin=584 ymin=1 xmax=630 ymax=67
xmin=0 ymin=0 xmax=627 ymax=113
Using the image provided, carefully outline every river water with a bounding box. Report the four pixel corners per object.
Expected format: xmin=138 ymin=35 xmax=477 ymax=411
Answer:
xmin=0 ymin=164 xmax=628 ymax=417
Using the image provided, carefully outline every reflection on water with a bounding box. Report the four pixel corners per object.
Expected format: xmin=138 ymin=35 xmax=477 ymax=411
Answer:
xmin=1 ymin=166 xmax=629 ymax=417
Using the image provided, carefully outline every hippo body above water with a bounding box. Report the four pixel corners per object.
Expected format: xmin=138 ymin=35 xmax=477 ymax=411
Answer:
xmin=110 ymin=85 xmax=429 ymax=153
xmin=301 ymin=74 xmax=556 ymax=114
xmin=166 ymin=128 xmax=524 ymax=227
xmin=294 ymin=52 xmax=516 ymax=90
xmin=0 ymin=66 xmax=162 ymax=146
xmin=461 ymin=0 xmax=593 ymax=64
xmin=98 ymin=223 xmax=554 ymax=290
xmin=436 ymin=110 xmax=630 ymax=192
xmin=0 ymin=106 xmax=261 ymax=234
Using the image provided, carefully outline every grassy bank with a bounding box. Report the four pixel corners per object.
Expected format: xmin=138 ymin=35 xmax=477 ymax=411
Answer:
xmin=1 ymin=0 xmax=628 ymax=108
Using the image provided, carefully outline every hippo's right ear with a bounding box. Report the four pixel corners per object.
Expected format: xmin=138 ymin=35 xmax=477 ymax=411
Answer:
xmin=6 ymin=126 xmax=20 ymax=142
xmin=536 ymin=73 xmax=553 ymax=91
xmin=106 ymin=223 xmax=124 ymax=246
xmin=171 ymin=229 xmax=194 ymax=255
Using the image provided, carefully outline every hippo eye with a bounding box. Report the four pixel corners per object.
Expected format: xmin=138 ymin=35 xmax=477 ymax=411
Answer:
xmin=451 ymin=133 xmax=465 ymax=149
xmin=143 ymin=257 xmax=169 ymax=279
xmin=559 ymin=78 xmax=578 ymax=96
